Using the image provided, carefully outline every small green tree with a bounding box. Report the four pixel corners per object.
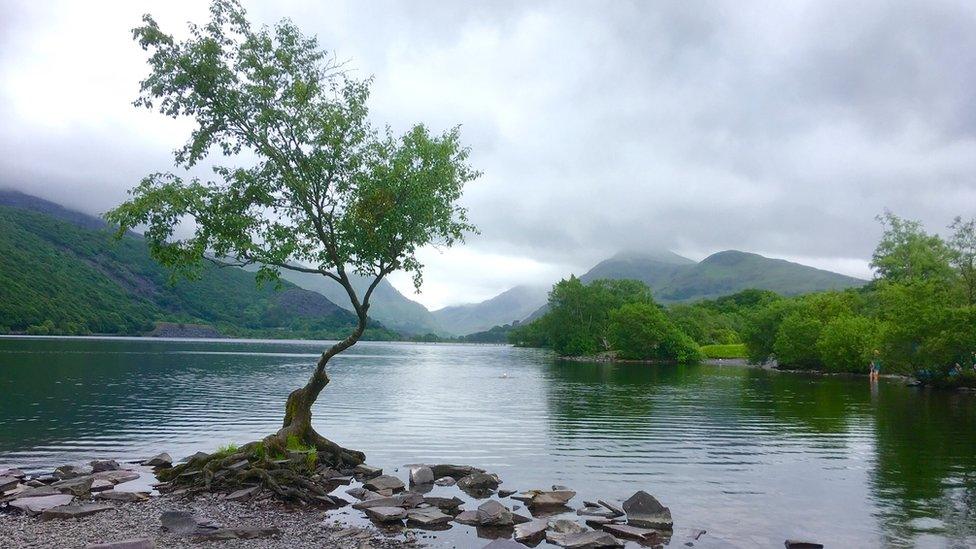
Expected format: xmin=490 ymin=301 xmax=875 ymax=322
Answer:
xmin=948 ymin=216 xmax=976 ymax=305
xmin=106 ymin=0 xmax=478 ymax=464
xmin=816 ymin=316 xmax=879 ymax=373
xmin=773 ymin=312 xmax=823 ymax=369
xmin=871 ymin=211 xmax=954 ymax=285
xmin=609 ymin=302 xmax=701 ymax=362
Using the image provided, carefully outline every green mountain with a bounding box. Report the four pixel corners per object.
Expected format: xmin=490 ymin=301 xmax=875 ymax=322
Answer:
xmin=525 ymin=249 xmax=866 ymax=320
xmin=432 ymin=285 xmax=549 ymax=336
xmin=0 ymin=190 xmax=394 ymax=338
xmin=275 ymin=270 xmax=443 ymax=336
xmin=581 ymin=250 xmax=865 ymax=302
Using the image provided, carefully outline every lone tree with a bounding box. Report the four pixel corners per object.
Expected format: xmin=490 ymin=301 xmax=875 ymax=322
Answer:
xmin=107 ymin=0 xmax=478 ymax=470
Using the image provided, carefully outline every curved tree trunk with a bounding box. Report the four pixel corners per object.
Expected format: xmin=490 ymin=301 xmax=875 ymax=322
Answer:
xmin=266 ymin=318 xmax=367 ymax=466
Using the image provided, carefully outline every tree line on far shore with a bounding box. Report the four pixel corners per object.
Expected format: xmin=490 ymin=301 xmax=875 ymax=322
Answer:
xmin=510 ymin=212 xmax=976 ymax=386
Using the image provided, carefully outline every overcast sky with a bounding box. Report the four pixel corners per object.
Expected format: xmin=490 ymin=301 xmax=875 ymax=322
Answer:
xmin=2 ymin=1 xmax=975 ymax=309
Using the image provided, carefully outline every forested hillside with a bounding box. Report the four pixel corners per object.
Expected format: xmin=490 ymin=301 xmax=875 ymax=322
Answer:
xmin=0 ymin=192 xmax=395 ymax=339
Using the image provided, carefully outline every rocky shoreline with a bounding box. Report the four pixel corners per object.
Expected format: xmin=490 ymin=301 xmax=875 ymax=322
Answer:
xmin=0 ymin=455 xmax=824 ymax=549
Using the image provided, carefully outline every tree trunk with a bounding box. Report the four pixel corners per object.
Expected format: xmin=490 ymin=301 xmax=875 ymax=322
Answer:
xmin=266 ymin=321 xmax=367 ymax=467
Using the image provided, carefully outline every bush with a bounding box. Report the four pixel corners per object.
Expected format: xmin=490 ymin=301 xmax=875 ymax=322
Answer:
xmin=609 ymin=302 xmax=702 ymax=362
xmin=816 ymin=316 xmax=879 ymax=373
xmin=773 ymin=313 xmax=823 ymax=368
xmin=700 ymin=343 xmax=748 ymax=359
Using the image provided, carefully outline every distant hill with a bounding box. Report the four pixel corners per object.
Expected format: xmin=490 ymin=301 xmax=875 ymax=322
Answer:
xmin=0 ymin=190 xmax=394 ymax=338
xmin=275 ymin=269 xmax=444 ymax=336
xmin=432 ymin=285 xmax=549 ymax=336
xmin=525 ymin=249 xmax=866 ymax=320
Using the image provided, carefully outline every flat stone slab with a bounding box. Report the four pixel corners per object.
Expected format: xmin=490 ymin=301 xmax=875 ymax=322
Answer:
xmin=597 ymin=500 xmax=624 ymax=517
xmin=548 ymin=530 xmax=623 ymax=548
xmin=482 ymin=541 xmax=527 ymax=549
xmin=577 ymin=505 xmax=617 ymax=518
xmin=477 ymin=500 xmax=513 ymax=526
xmin=161 ymin=511 xmax=220 ymax=535
xmin=52 ymin=475 xmax=94 ymax=497
xmin=90 ymin=479 xmax=115 ymax=493
xmin=225 ymin=486 xmax=261 ymax=501
xmin=423 ymin=496 xmax=464 ymax=511
xmin=513 ymin=489 xmax=576 ymax=506
xmin=364 ymin=474 xmax=405 ymax=493
xmin=0 ymin=475 xmax=19 ymax=492
xmin=406 ymin=506 xmax=452 ymax=526
xmin=353 ymin=463 xmax=382 ymax=479
xmin=95 ymin=490 xmax=150 ymax=502
xmin=351 ymin=492 xmax=423 ymax=510
xmin=602 ymin=523 xmax=660 ymax=542
xmin=92 ymin=470 xmax=140 ymax=485
xmin=363 ymin=506 xmax=407 ymax=523
xmin=454 ymin=510 xmax=480 ymax=525
xmin=85 ymin=538 xmax=154 ymax=549
xmin=9 ymin=494 xmax=75 ymax=514
xmin=429 ymin=464 xmax=486 ymax=480
xmin=40 ymin=503 xmax=115 ymax=521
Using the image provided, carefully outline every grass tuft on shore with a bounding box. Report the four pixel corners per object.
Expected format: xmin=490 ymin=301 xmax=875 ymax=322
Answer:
xmin=700 ymin=343 xmax=748 ymax=359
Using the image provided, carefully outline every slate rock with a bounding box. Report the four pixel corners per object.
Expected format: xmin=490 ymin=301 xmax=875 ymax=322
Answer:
xmin=423 ymin=496 xmax=464 ymax=511
xmin=351 ymin=492 xmax=424 ymax=510
xmin=55 ymin=465 xmax=91 ymax=480
xmin=548 ymin=530 xmax=623 ymax=548
xmin=14 ymin=485 xmax=61 ymax=498
xmin=40 ymin=503 xmax=114 ymax=521
xmin=430 ymin=464 xmax=485 ymax=480
xmin=434 ymin=476 xmax=457 ymax=486
xmin=93 ymin=470 xmax=140 ymax=485
xmin=514 ymin=518 xmax=548 ymax=544
xmin=597 ymin=500 xmax=624 ymax=517
xmin=459 ymin=472 xmax=501 ymax=491
xmin=0 ymin=476 xmax=19 ymax=492
xmin=454 ymin=510 xmax=480 ymax=525
xmin=364 ymin=506 xmax=407 ymax=523
xmin=90 ymin=460 xmax=121 ymax=473
xmin=477 ymin=500 xmax=514 ymax=526
xmin=95 ymin=490 xmax=150 ymax=502
xmin=9 ymin=494 xmax=75 ymax=514
xmin=409 ymin=465 xmax=435 ymax=486
xmin=85 ymin=538 xmax=154 ymax=549
xmin=353 ymin=463 xmax=383 ymax=479
xmin=602 ymin=523 xmax=660 ymax=542
xmin=622 ymin=491 xmax=672 ymax=529
xmin=482 ymin=541 xmax=528 ymax=549
xmin=577 ymin=506 xmax=616 ymax=518
xmin=406 ymin=506 xmax=453 ymax=526
xmin=364 ymin=474 xmax=405 ymax=493
xmin=160 ymin=511 xmax=219 ymax=535
xmin=0 ymin=468 xmax=26 ymax=479
xmin=52 ymin=475 xmax=94 ymax=497
xmin=514 ymin=489 xmax=576 ymax=506
xmin=90 ymin=479 xmax=115 ymax=493
xmin=499 ymin=489 xmax=516 ymax=498
xmin=345 ymin=487 xmax=367 ymax=500
xmin=142 ymin=453 xmax=173 ymax=467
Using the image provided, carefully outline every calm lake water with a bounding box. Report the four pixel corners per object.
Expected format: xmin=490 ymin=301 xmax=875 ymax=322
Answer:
xmin=1 ymin=336 xmax=974 ymax=548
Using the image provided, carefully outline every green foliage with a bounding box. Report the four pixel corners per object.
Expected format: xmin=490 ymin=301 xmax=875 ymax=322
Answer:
xmin=773 ymin=313 xmax=824 ymax=369
xmin=948 ymin=216 xmax=976 ymax=305
xmin=816 ymin=316 xmax=880 ymax=373
xmin=107 ymin=0 xmax=478 ymax=336
xmin=213 ymin=443 xmax=239 ymax=458
xmin=700 ymin=343 xmax=748 ymax=359
xmin=608 ymin=302 xmax=702 ymax=362
xmin=871 ymin=211 xmax=954 ymax=285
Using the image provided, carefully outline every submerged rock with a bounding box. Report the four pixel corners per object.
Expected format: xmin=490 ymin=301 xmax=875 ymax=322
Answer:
xmin=430 ymin=464 xmax=485 ymax=480
xmin=602 ymin=523 xmax=660 ymax=542
xmin=622 ymin=491 xmax=672 ymax=529
xmin=406 ymin=506 xmax=453 ymax=527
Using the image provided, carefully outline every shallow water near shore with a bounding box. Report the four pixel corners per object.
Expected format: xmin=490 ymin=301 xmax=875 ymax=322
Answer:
xmin=1 ymin=336 xmax=974 ymax=547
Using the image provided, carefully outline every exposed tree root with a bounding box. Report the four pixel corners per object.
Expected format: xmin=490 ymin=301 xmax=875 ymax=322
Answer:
xmin=155 ymin=430 xmax=366 ymax=505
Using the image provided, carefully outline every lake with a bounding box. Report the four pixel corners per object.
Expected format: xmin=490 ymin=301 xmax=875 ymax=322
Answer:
xmin=1 ymin=336 xmax=974 ymax=547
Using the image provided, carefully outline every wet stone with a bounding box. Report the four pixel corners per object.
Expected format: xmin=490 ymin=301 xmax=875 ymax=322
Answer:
xmin=454 ymin=510 xmax=480 ymax=526
xmin=95 ymin=490 xmax=150 ymax=502
xmin=784 ymin=541 xmax=824 ymax=549
xmin=52 ymin=475 xmax=94 ymax=497
xmin=434 ymin=476 xmax=457 ymax=486
xmin=363 ymin=506 xmax=407 ymax=523
xmin=482 ymin=541 xmax=527 ymax=549
xmin=142 ymin=452 xmax=173 ymax=467
xmin=622 ymin=491 xmax=673 ymax=529
xmin=430 ymin=464 xmax=485 ymax=480
xmin=364 ymin=474 xmax=405 ymax=493
xmin=40 ymin=503 xmax=114 ymax=521
xmin=549 ymin=530 xmax=623 ymax=548
xmin=514 ymin=517 xmax=548 ymax=544
xmin=0 ymin=476 xmax=19 ymax=492
xmin=90 ymin=479 xmax=114 ymax=493
xmin=90 ymin=460 xmax=121 ymax=473
xmin=406 ymin=506 xmax=453 ymax=527
xmin=602 ymin=523 xmax=660 ymax=542
xmin=423 ymin=495 xmax=464 ymax=511
xmin=477 ymin=500 xmax=514 ymax=527
xmin=409 ymin=465 xmax=435 ymax=486
xmin=353 ymin=463 xmax=383 ymax=479
xmin=577 ymin=505 xmax=617 ymax=518
xmin=54 ymin=465 xmax=91 ymax=480
xmin=93 ymin=470 xmax=140 ymax=485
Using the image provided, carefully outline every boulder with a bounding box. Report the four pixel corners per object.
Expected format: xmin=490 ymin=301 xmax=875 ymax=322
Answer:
xmin=364 ymin=474 xmax=405 ymax=493
xmin=477 ymin=500 xmax=514 ymax=527
xmin=141 ymin=453 xmax=172 ymax=467
xmin=602 ymin=523 xmax=660 ymax=542
xmin=93 ymin=470 xmax=140 ymax=485
xmin=514 ymin=518 xmax=548 ymax=544
xmin=40 ymin=503 xmax=114 ymax=521
xmin=193 ymin=527 xmax=280 ymax=541
xmin=434 ymin=476 xmax=457 ymax=486
xmin=454 ymin=510 xmax=480 ymax=525
xmin=54 ymin=465 xmax=91 ymax=480
xmin=95 ymin=490 xmax=150 ymax=503
xmin=622 ymin=491 xmax=672 ymax=529
xmin=8 ymin=494 xmax=74 ymax=514
xmin=85 ymin=538 xmax=154 ymax=549
xmin=363 ymin=506 xmax=407 ymax=523
xmin=345 ymin=487 xmax=367 ymax=500
xmin=784 ymin=541 xmax=824 ymax=549
xmin=430 ymin=464 xmax=485 ymax=480
xmin=406 ymin=506 xmax=453 ymax=527
xmin=90 ymin=460 xmax=121 ymax=473
xmin=409 ymin=466 xmax=435 ymax=486
xmin=547 ymin=530 xmax=623 ymax=548
xmin=225 ymin=486 xmax=261 ymax=501
xmin=52 ymin=476 xmax=94 ymax=498
xmin=423 ymin=496 xmax=464 ymax=511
